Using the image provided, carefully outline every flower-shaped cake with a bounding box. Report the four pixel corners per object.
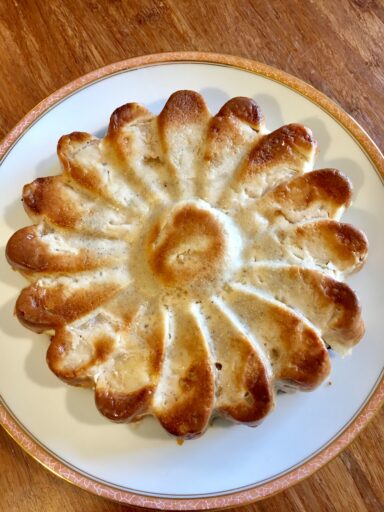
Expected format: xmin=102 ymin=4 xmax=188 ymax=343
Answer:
xmin=6 ymin=91 xmax=368 ymax=439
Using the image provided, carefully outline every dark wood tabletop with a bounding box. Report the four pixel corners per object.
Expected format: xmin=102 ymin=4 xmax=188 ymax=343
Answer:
xmin=0 ymin=1 xmax=383 ymax=511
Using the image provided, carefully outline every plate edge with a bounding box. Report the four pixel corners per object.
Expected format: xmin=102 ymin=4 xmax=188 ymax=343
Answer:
xmin=0 ymin=51 xmax=383 ymax=510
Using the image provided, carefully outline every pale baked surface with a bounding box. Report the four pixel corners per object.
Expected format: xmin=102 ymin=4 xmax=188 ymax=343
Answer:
xmin=6 ymin=91 xmax=368 ymax=439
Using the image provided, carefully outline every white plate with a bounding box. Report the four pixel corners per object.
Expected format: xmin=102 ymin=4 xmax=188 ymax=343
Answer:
xmin=0 ymin=53 xmax=383 ymax=509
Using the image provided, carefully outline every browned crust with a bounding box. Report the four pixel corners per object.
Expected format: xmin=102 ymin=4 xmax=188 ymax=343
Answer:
xmin=292 ymin=220 xmax=368 ymax=272
xmin=103 ymin=103 xmax=154 ymax=178
xmin=94 ymin=305 xmax=166 ymax=422
xmin=107 ymin=103 xmax=152 ymax=138
xmin=15 ymin=282 xmax=121 ymax=332
xmin=147 ymin=204 xmax=226 ymax=287
xmin=206 ymin=115 xmax=244 ymax=152
xmin=154 ymin=307 xmax=215 ymax=439
xmin=58 ymin=132 xmax=108 ymax=201
xmin=269 ymin=307 xmax=331 ymax=390
xmin=218 ymin=341 xmax=274 ymax=424
xmin=227 ymin=289 xmax=330 ymax=391
xmin=203 ymin=98 xmax=264 ymax=170
xmin=156 ymin=360 xmax=215 ymax=439
xmin=282 ymin=267 xmax=364 ymax=346
xmin=57 ymin=131 xmax=93 ymax=160
xmin=58 ymin=131 xmax=137 ymax=209
xmin=5 ymin=225 xmax=110 ymax=274
xmin=158 ymin=90 xmax=209 ymax=128
xmin=258 ymin=169 xmax=352 ymax=221
xmin=157 ymin=91 xmax=210 ymax=185
xmin=204 ymin=101 xmax=260 ymax=167
xmin=22 ymin=176 xmax=128 ymax=238
xmin=302 ymin=169 xmax=352 ymax=206
xmin=103 ymin=103 xmax=166 ymax=202
xmin=133 ymin=302 xmax=167 ymax=376
xmin=22 ymin=176 xmax=80 ymax=229
xmin=47 ymin=331 xmax=115 ymax=386
xmin=244 ymin=265 xmax=364 ymax=348
xmin=217 ymin=97 xmax=264 ymax=130
xmin=146 ymin=323 xmax=167 ymax=376
xmin=321 ymin=278 xmax=365 ymax=344
xmin=95 ymin=386 xmax=154 ymax=422
xmin=239 ymin=124 xmax=317 ymax=182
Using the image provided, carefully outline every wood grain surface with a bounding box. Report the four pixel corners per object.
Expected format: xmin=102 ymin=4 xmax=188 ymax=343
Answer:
xmin=0 ymin=1 xmax=383 ymax=511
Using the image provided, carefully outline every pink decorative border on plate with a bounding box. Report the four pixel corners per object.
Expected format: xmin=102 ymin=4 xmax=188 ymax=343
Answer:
xmin=0 ymin=52 xmax=383 ymax=510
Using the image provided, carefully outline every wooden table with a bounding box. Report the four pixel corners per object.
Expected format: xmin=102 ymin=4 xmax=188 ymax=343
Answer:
xmin=0 ymin=1 xmax=383 ymax=511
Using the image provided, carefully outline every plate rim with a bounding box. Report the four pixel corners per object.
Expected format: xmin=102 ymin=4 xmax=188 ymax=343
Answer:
xmin=0 ymin=51 xmax=383 ymax=510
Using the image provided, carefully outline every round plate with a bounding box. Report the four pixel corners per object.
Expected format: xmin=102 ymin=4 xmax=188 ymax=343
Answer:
xmin=0 ymin=53 xmax=383 ymax=509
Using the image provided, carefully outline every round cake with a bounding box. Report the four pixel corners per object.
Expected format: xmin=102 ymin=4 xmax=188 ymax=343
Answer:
xmin=6 ymin=91 xmax=368 ymax=439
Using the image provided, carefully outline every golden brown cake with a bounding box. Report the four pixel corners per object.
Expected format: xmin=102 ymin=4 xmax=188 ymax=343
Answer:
xmin=6 ymin=91 xmax=368 ymax=439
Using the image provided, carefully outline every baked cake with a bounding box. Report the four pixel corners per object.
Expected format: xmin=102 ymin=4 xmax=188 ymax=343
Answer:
xmin=6 ymin=91 xmax=368 ymax=439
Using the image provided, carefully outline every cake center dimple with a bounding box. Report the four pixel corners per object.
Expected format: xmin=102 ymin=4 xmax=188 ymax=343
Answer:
xmin=146 ymin=200 xmax=240 ymax=291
